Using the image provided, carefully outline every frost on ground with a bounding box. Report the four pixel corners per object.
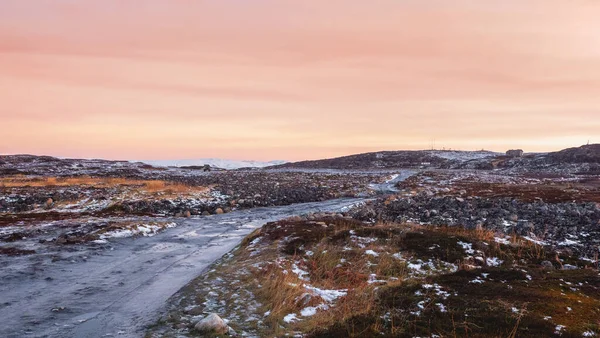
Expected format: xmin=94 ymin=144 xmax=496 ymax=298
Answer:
xmin=147 ymin=215 xmax=600 ymax=338
xmin=98 ymin=221 xmax=177 ymax=239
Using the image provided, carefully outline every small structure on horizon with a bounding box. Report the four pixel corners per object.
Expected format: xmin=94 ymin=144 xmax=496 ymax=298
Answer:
xmin=506 ymin=149 xmax=524 ymax=158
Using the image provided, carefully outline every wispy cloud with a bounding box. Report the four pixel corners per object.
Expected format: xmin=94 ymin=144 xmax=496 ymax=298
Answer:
xmin=1 ymin=0 xmax=599 ymax=160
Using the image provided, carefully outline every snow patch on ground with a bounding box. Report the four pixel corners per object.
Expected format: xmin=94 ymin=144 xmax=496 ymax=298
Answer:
xmin=283 ymin=313 xmax=298 ymax=323
xmin=457 ymin=241 xmax=475 ymax=254
xmin=305 ymin=285 xmax=347 ymax=303
xmin=494 ymin=237 xmax=511 ymax=245
xmin=99 ymin=222 xmax=177 ymax=239
xmin=291 ymin=263 xmax=310 ymax=281
xmin=486 ymin=257 xmax=504 ymax=267
xmin=365 ymin=249 xmax=379 ymax=257
xmin=523 ymin=236 xmax=548 ymax=246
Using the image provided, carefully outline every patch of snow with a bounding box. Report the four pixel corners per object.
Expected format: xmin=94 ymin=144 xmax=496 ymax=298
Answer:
xmin=408 ymin=262 xmax=423 ymax=271
xmin=558 ymin=239 xmax=582 ymax=246
xmin=367 ymin=274 xmax=386 ymax=284
xmin=494 ymin=237 xmax=511 ymax=245
xmin=283 ymin=313 xmax=298 ymax=323
xmin=99 ymin=222 xmax=177 ymax=239
xmin=486 ymin=257 xmax=504 ymax=267
xmin=291 ymin=263 xmax=310 ymax=281
xmin=305 ymin=285 xmax=347 ymax=303
xmin=523 ymin=236 xmax=548 ymax=246
xmin=340 ymin=201 xmax=366 ymax=212
xmin=301 ymin=307 xmax=317 ymax=317
xmin=555 ymin=325 xmax=566 ymax=335
xmin=300 ymin=304 xmax=328 ymax=317
xmin=365 ymin=249 xmax=379 ymax=257
xmin=457 ymin=241 xmax=475 ymax=254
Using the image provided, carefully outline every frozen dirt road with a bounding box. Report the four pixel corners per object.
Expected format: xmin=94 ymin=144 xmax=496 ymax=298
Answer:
xmin=0 ymin=198 xmax=364 ymax=338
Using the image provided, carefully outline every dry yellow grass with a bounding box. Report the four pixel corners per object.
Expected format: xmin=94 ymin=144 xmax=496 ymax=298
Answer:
xmin=142 ymin=180 xmax=194 ymax=194
xmin=0 ymin=175 xmax=206 ymax=195
xmin=0 ymin=175 xmax=136 ymax=187
xmin=258 ymin=264 xmax=314 ymax=327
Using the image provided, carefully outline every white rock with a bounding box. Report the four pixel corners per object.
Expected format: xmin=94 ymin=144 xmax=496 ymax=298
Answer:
xmin=194 ymin=313 xmax=229 ymax=335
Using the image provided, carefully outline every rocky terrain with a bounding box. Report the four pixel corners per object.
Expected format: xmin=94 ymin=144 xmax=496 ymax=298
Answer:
xmin=143 ymin=145 xmax=600 ymax=338
xmin=2 ymin=145 xmax=599 ymax=337
xmin=350 ymin=170 xmax=600 ymax=258
xmin=0 ymin=156 xmax=385 ymax=255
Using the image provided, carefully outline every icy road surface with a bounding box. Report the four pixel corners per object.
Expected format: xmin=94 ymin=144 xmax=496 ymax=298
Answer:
xmin=369 ymin=170 xmax=417 ymax=193
xmin=0 ymin=198 xmax=364 ymax=338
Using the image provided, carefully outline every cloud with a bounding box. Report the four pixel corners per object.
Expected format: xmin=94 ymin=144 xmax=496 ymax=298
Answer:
xmin=1 ymin=0 xmax=599 ymax=160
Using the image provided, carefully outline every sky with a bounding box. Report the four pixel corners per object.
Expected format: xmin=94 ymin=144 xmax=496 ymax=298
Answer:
xmin=1 ymin=0 xmax=599 ymax=161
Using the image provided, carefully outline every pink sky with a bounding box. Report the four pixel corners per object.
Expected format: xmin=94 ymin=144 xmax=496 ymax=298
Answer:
xmin=1 ymin=0 xmax=599 ymax=161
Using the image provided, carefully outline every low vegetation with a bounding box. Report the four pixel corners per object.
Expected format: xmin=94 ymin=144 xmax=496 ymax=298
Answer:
xmin=148 ymin=217 xmax=600 ymax=337
xmin=0 ymin=175 xmax=203 ymax=195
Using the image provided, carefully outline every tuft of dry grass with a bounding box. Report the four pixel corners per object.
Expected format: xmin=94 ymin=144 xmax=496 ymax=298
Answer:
xmin=257 ymin=264 xmax=319 ymax=331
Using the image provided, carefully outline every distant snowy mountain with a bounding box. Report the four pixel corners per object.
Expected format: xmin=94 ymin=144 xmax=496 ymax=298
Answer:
xmin=143 ymin=158 xmax=287 ymax=170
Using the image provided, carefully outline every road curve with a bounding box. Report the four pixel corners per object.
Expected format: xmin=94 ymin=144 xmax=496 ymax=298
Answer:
xmin=0 ymin=198 xmax=364 ymax=338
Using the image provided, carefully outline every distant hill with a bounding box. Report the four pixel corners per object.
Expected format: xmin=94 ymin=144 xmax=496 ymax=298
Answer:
xmin=268 ymin=150 xmax=500 ymax=170
xmin=546 ymin=144 xmax=600 ymax=164
xmin=2 ymin=144 xmax=598 ymax=175
xmin=268 ymin=145 xmax=600 ymax=172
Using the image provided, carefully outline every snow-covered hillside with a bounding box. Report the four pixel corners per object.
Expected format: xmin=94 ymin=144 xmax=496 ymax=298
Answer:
xmin=428 ymin=150 xmax=500 ymax=161
xmin=143 ymin=158 xmax=287 ymax=170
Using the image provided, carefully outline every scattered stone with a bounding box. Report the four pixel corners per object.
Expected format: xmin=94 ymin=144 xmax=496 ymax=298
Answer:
xmin=194 ymin=313 xmax=229 ymax=335
xmin=541 ymin=261 xmax=555 ymax=270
